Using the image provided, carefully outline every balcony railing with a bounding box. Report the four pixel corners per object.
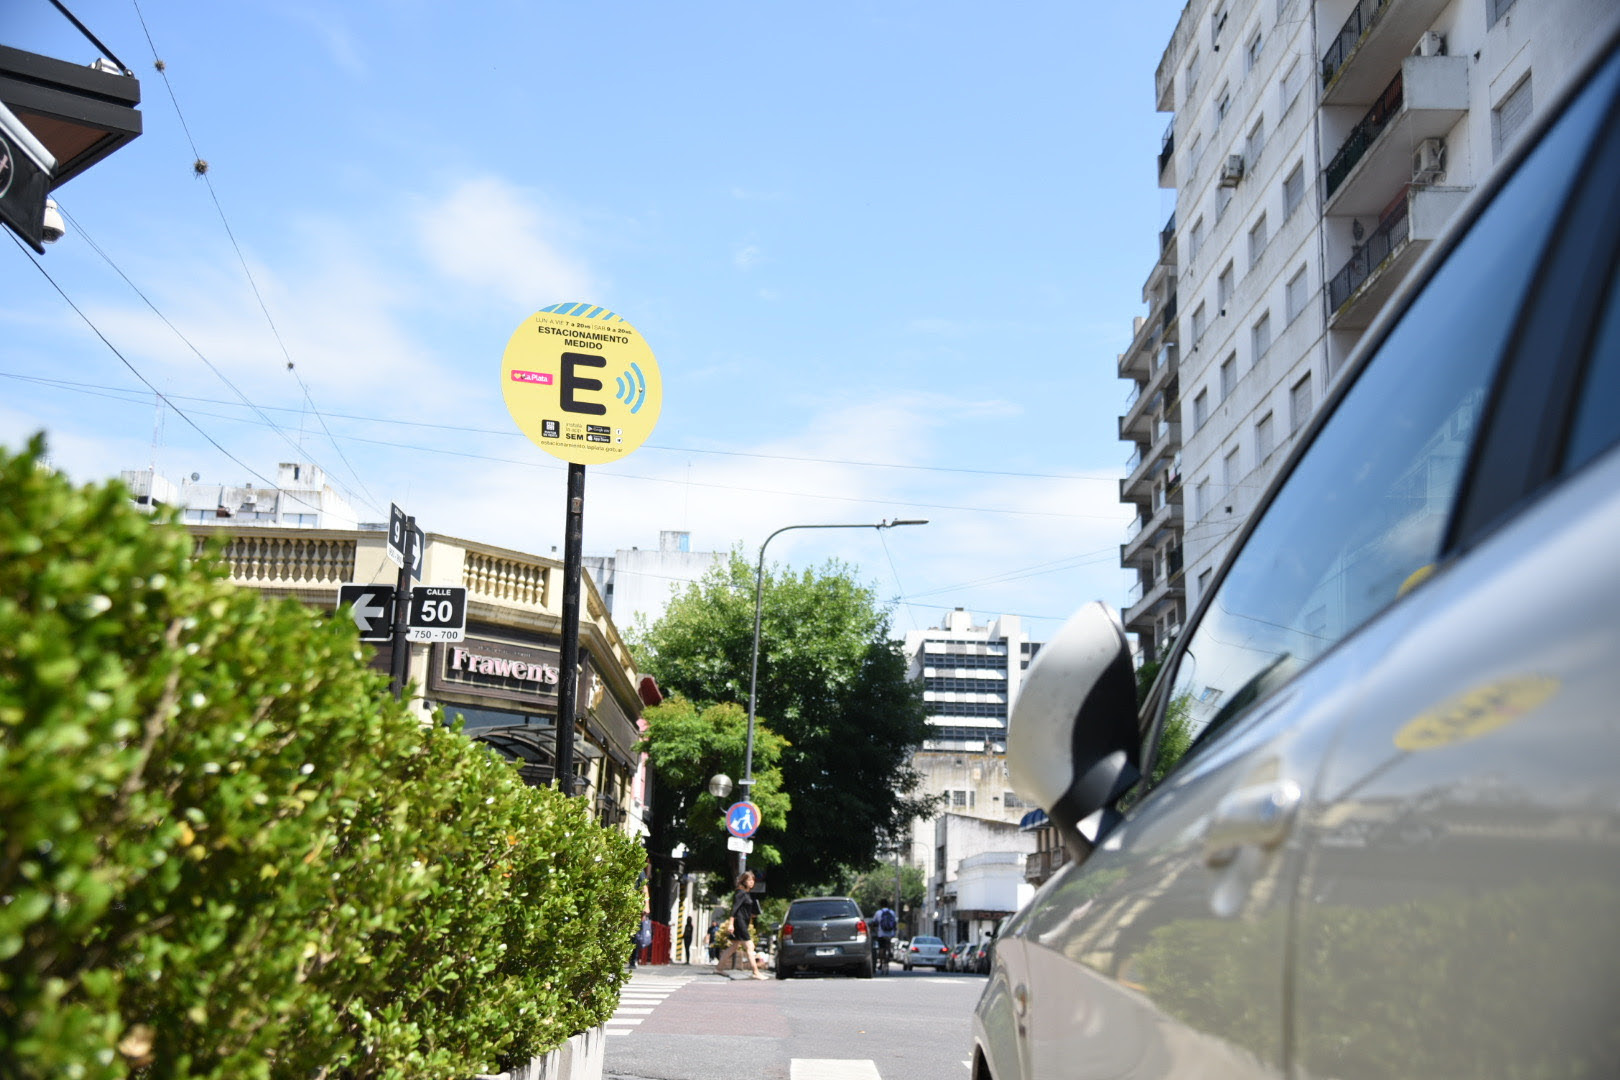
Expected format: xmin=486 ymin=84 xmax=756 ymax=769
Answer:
xmin=1159 ymin=212 xmax=1176 ymax=255
xmin=1162 ymin=290 xmax=1178 ymax=330
xmin=1158 ymin=120 xmax=1175 ymax=176
xmin=1324 ymin=71 xmax=1404 ymax=198
xmin=1322 ymin=0 xmax=1393 ymax=88
xmin=1328 ymin=195 xmax=1411 ymax=310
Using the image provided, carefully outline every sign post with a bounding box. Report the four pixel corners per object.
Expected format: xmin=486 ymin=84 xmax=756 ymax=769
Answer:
xmin=501 ymin=303 xmax=662 ymax=795
xmin=388 ymin=516 xmax=416 ymax=699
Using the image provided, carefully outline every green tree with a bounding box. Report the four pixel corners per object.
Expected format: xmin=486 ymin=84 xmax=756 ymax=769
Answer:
xmin=632 ymin=552 xmax=933 ymax=894
xmin=636 ymin=697 xmax=789 ymax=878
xmin=1150 ymin=693 xmax=1195 ymax=787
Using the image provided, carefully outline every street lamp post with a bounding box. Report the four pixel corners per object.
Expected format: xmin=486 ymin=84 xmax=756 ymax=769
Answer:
xmin=737 ymin=518 xmax=927 ymax=872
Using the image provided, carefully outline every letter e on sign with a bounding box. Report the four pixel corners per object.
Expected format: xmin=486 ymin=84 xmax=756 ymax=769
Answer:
xmin=501 ymin=303 xmax=662 ymax=465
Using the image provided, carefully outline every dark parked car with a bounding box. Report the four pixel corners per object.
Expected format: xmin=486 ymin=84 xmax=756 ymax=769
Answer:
xmin=776 ymin=896 xmax=871 ymax=979
xmin=975 ymin=20 xmax=1620 ymax=1080
xmin=946 ymin=942 xmax=972 ymax=972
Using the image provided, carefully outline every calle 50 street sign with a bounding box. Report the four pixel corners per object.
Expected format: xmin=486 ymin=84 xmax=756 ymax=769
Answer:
xmin=337 ymin=584 xmax=468 ymax=644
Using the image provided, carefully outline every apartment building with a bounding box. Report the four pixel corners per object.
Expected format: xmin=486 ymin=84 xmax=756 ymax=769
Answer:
xmin=1120 ymin=0 xmax=1614 ymax=662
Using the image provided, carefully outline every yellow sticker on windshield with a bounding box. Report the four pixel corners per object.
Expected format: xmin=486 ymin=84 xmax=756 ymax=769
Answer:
xmin=1394 ymin=675 xmax=1559 ymax=751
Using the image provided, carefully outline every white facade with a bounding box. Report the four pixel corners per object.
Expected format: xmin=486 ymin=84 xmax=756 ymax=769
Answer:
xmin=928 ymin=813 xmax=1036 ymax=945
xmin=583 ymin=530 xmax=727 ymax=633
xmin=897 ymin=610 xmax=1043 ymax=892
xmin=122 ymin=461 xmax=360 ymax=530
xmin=1120 ymin=0 xmax=1616 ymax=660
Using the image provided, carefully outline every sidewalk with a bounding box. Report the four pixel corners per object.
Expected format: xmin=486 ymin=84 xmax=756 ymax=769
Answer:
xmin=628 ymin=959 xmax=771 ymax=980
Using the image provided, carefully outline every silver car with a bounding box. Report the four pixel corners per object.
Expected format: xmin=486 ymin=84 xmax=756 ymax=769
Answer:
xmin=974 ymin=25 xmax=1620 ymax=1080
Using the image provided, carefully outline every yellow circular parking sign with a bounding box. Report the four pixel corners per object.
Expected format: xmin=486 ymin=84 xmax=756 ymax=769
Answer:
xmin=501 ymin=303 xmax=662 ymax=465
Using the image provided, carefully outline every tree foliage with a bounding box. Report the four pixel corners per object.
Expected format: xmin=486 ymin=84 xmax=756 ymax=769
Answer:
xmin=632 ymin=552 xmax=933 ymax=894
xmin=635 ymin=697 xmax=788 ymax=877
xmin=0 ymin=436 xmax=642 ymax=1079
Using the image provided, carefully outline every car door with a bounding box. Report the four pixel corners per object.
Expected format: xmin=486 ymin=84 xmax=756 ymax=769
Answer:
xmin=1290 ymin=44 xmax=1620 ymax=1079
xmin=987 ymin=31 xmax=1620 ymax=1080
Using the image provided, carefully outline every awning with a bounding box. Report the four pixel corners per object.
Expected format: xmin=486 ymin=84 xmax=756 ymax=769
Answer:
xmin=1018 ymin=808 xmax=1050 ymax=830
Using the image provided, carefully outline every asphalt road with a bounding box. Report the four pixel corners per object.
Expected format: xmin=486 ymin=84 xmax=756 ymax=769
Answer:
xmin=604 ymin=962 xmax=986 ymax=1080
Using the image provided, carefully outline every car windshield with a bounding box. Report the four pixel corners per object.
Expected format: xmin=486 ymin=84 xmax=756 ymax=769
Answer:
xmin=789 ymin=900 xmax=859 ymax=920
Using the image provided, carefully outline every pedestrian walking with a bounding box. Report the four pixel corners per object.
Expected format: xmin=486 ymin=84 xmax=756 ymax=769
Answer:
xmin=713 ymin=871 xmax=766 ymax=979
xmin=630 ymin=911 xmax=652 ymax=970
xmin=705 ymin=921 xmax=719 ymax=962
xmin=682 ymin=915 xmax=695 ymax=964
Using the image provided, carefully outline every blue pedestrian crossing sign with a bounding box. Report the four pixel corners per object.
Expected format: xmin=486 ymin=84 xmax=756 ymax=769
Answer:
xmin=725 ymin=800 xmax=762 ymax=839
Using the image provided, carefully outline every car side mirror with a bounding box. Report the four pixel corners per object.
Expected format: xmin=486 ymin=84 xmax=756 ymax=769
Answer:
xmin=1007 ymin=602 xmax=1140 ymax=858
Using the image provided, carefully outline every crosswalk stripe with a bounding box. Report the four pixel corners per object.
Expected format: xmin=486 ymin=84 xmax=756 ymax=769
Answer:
xmin=604 ymin=1017 xmax=642 ymax=1026
xmin=790 ymin=1061 xmax=881 ymax=1080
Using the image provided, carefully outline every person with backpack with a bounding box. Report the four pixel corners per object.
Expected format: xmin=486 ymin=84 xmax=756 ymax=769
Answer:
xmin=873 ymin=899 xmax=899 ymax=971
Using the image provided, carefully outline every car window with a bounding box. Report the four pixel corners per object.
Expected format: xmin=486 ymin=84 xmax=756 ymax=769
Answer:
xmin=1163 ymin=64 xmax=1617 ymax=749
xmin=788 ymin=900 xmax=859 ymax=920
xmin=912 ymin=936 xmax=943 ymax=945
xmin=1563 ymin=258 xmax=1620 ymax=471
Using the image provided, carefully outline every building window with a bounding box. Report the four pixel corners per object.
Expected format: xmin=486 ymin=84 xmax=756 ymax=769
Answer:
xmin=1489 ymin=0 xmax=1520 ymax=27
xmin=1286 ymin=265 xmax=1309 ymax=324
xmin=1290 ymin=371 xmax=1314 ymax=432
xmin=1283 ymin=161 xmax=1305 ymax=218
xmin=1256 ymin=410 xmax=1276 ymax=460
xmin=1252 ymin=311 xmax=1272 ymax=360
xmin=1246 ymin=28 xmax=1264 ymax=72
xmin=1220 ymin=354 xmax=1237 ymax=401
xmin=1280 ymin=59 xmax=1305 ymax=113
xmin=1493 ymin=74 xmax=1533 ymax=160
xmin=1215 ymin=83 xmax=1232 ymax=128
xmin=1216 ymin=183 xmax=1234 ymax=221
xmin=1192 ymin=301 xmax=1208 ymax=341
xmin=1195 ymin=478 xmax=1211 ymax=519
xmin=1186 ymin=49 xmax=1202 ymax=100
xmin=1189 ymin=215 xmax=1206 ymax=262
xmin=1211 ymin=5 xmax=1229 ymax=47
xmin=948 ymin=789 xmax=976 ymax=809
xmin=1193 ymin=388 xmax=1211 ymax=430
xmin=1218 ymin=262 xmax=1235 ymax=312
xmin=1248 ymin=214 xmax=1269 ymax=270
xmin=1224 ymin=445 xmax=1242 ymax=494
xmin=1245 ymin=117 xmax=1266 ymax=170
xmin=1189 ymin=132 xmax=1206 ymax=175
xmin=1198 ymin=567 xmax=1214 ymax=601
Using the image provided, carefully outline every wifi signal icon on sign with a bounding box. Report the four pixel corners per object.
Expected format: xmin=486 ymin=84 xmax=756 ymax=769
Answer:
xmin=615 ymin=362 xmax=649 ymax=414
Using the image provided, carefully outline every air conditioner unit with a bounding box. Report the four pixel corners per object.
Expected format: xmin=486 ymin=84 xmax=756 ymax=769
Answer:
xmin=1412 ymin=138 xmax=1446 ymax=184
xmin=1413 ymin=31 xmax=1446 ymax=57
xmin=1219 ymin=154 xmax=1245 ymax=187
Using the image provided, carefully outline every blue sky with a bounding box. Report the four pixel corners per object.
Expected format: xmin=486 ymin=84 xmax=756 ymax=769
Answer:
xmin=2 ymin=1 xmax=1183 ymax=639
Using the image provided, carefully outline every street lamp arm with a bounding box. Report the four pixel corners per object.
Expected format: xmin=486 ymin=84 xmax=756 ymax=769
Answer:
xmin=741 ymin=519 xmax=929 ymax=810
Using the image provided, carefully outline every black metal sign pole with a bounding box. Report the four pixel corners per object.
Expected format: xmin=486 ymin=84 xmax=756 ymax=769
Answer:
xmin=555 ymin=464 xmax=586 ymax=795
xmin=388 ymin=516 xmax=415 ymax=700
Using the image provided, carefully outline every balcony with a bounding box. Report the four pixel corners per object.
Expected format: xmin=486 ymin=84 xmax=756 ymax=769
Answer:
xmin=1158 ymin=119 xmax=1176 ymax=188
xmin=1323 ymin=56 xmax=1469 ymax=218
xmin=1328 ymin=185 xmax=1470 ymax=328
xmin=1120 ymin=494 xmax=1183 ymax=566
xmin=1321 ymin=0 xmax=1452 ymax=107
xmin=1123 ymin=564 xmax=1186 ymax=633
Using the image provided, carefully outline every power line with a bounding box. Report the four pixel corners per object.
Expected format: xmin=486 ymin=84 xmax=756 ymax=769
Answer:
xmin=55 ymin=203 xmax=372 ymax=512
xmin=7 ymin=231 xmax=327 ymax=516
xmin=1 ymin=370 xmax=1133 ymax=521
xmin=0 ymin=369 xmax=1122 ymax=484
xmin=127 ymin=0 xmax=382 ymax=516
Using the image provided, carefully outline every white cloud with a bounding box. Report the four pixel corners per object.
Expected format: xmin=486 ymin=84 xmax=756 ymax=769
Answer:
xmin=733 ymin=243 xmax=763 ymax=270
xmin=414 ymin=177 xmax=595 ymax=310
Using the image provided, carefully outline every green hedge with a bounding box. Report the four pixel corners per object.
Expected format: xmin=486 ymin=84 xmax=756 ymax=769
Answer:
xmin=0 ymin=437 xmax=643 ymax=1079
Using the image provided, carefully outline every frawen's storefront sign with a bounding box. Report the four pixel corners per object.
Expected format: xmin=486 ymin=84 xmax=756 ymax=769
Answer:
xmin=429 ymin=639 xmax=561 ymax=708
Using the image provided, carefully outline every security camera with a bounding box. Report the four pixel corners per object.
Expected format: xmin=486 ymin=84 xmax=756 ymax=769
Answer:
xmin=40 ymin=199 xmax=65 ymax=244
